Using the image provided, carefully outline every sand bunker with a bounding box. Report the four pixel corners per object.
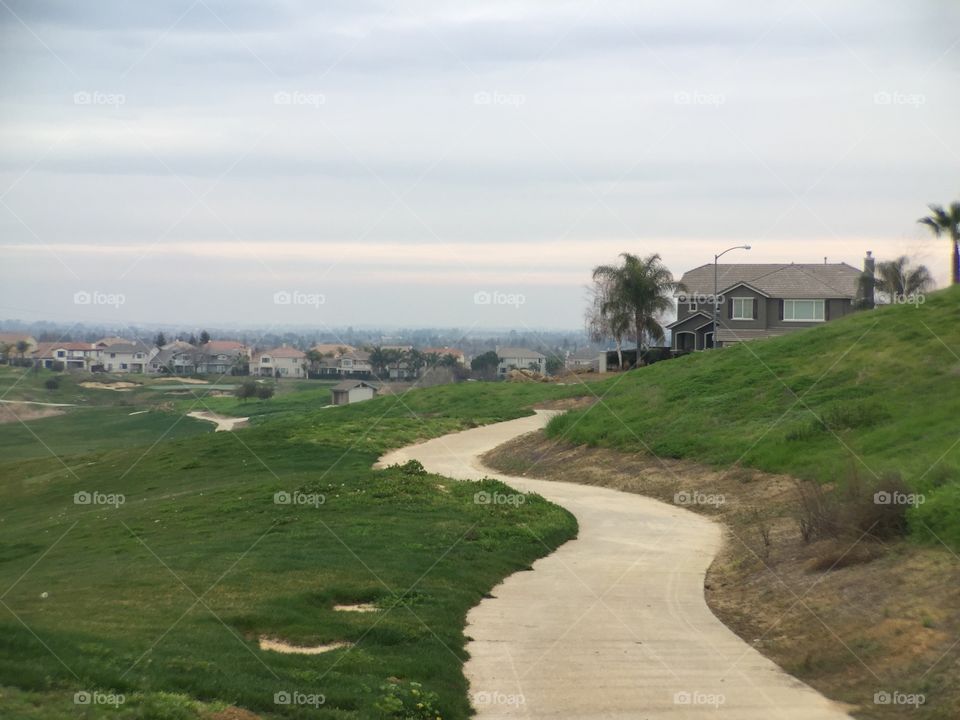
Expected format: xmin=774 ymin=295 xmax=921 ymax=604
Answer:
xmin=0 ymin=404 xmax=65 ymax=425
xmin=155 ymin=377 xmax=209 ymax=384
xmin=186 ymin=410 xmax=248 ymax=431
xmin=333 ymin=603 xmax=379 ymax=613
xmin=258 ymin=637 xmax=352 ymax=655
xmin=80 ymin=381 xmax=138 ymax=391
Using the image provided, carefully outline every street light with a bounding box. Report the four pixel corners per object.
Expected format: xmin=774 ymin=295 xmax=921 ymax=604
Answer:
xmin=713 ymin=245 xmax=751 ymax=349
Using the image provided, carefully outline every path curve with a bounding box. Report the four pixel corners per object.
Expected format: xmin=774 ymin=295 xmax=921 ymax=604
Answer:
xmin=378 ymin=411 xmax=851 ymax=719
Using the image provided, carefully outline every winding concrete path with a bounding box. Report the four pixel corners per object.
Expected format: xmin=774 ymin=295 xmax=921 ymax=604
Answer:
xmin=379 ymin=411 xmax=851 ymax=719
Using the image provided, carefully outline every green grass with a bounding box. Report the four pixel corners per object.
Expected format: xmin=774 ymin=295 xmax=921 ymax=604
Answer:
xmin=547 ymin=285 xmax=960 ymax=546
xmin=0 ymin=378 xmax=582 ymax=719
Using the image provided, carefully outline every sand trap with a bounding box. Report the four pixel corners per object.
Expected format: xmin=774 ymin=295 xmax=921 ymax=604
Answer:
xmin=128 ymin=410 xmax=149 ymax=416
xmin=186 ymin=410 xmax=249 ymax=431
xmin=0 ymin=404 xmax=65 ymax=425
xmin=154 ymin=377 xmax=209 ymax=384
xmin=0 ymin=399 xmax=76 ymax=407
xmin=333 ymin=603 xmax=379 ymax=613
xmin=80 ymin=381 xmax=138 ymax=391
xmin=259 ymin=637 xmax=352 ymax=655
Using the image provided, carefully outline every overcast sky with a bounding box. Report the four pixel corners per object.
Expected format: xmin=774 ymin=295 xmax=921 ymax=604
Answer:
xmin=1 ymin=0 xmax=958 ymax=331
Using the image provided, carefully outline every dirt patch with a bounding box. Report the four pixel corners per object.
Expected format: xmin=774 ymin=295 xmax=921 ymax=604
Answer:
xmin=206 ymin=707 xmax=261 ymax=720
xmin=483 ymin=431 xmax=960 ymax=719
xmin=533 ymin=396 xmax=596 ymax=412
xmin=80 ymin=381 xmax=138 ymax=391
xmin=0 ymin=404 xmax=65 ymax=425
xmin=258 ymin=637 xmax=352 ymax=655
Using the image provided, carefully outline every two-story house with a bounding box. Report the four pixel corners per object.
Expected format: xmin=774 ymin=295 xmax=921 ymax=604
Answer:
xmin=497 ymin=347 xmax=546 ymax=376
xmin=251 ymin=346 xmax=306 ymax=378
xmin=100 ymin=341 xmax=156 ymax=373
xmin=668 ymin=259 xmax=865 ymax=351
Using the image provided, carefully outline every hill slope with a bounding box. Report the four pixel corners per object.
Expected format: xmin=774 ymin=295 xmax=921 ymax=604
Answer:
xmin=548 ymin=285 xmax=960 ymax=545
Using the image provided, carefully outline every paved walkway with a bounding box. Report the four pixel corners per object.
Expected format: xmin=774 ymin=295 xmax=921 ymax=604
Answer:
xmin=379 ymin=411 xmax=851 ymax=719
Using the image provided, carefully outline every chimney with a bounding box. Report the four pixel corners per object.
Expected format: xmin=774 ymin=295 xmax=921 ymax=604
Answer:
xmin=859 ymin=251 xmax=875 ymax=310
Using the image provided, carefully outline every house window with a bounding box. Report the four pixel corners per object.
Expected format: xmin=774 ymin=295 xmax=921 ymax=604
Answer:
xmin=784 ymin=299 xmax=825 ymax=322
xmin=688 ymin=301 xmax=698 ymax=312
xmin=732 ymin=297 xmax=754 ymax=320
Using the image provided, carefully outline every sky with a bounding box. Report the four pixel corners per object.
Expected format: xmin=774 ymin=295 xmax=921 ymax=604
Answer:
xmin=1 ymin=0 xmax=958 ymax=331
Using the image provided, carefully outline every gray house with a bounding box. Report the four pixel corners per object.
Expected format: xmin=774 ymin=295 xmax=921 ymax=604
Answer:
xmin=331 ymin=379 xmax=379 ymax=405
xmin=668 ymin=259 xmax=865 ymax=351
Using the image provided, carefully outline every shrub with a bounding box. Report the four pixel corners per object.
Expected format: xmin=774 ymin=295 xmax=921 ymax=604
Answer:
xmin=234 ymin=380 xmax=258 ymax=401
xmin=255 ymin=383 xmax=275 ymax=400
xmin=375 ymin=680 xmax=441 ymax=719
xmin=44 ymin=377 xmax=60 ymax=390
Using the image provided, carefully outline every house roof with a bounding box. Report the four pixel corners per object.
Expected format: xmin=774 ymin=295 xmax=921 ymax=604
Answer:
xmin=311 ymin=343 xmax=356 ymax=356
xmin=0 ymin=332 xmax=36 ymax=345
xmin=32 ymin=342 xmax=96 ymax=358
xmin=567 ymin=348 xmax=599 ymax=361
xmin=421 ymin=347 xmax=464 ymax=358
xmin=666 ymin=311 xmax=713 ymax=329
xmin=331 ymin=380 xmax=379 ymax=392
xmin=102 ymin=342 xmax=152 ymax=354
xmin=258 ymin=346 xmax=305 ymax=359
xmin=95 ymin=336 xmax=130 ymax=347
xmin=497 ymin=347 xmax=545 ymax=360
xmin=679 ymin=262 xmax=861 ymax=300
xmin=202 ymin=340 xmax=245 ymax=352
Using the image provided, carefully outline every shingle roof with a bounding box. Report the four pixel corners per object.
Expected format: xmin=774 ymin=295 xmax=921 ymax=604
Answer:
xmin=679 ymin=262 xmax=861 ymax=299
xmin=258 ymin=346 xmax=305 ymax=359
xmin=331 ymin=380 xmax=379 ymax=392
xmin=497 ymin=347 xmax=545 ymax=360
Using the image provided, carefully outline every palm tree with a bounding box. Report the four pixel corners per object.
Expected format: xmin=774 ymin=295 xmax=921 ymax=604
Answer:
xmin=592 ymin=253 xmax=684 ymax=367
xmin=368 ymin=346 xmax=388 ymax=378
xmin=586 ymin=275 xmax=631 ymax=370
xmin=918 ymin=202 xmax=960 ymax=285
xmin=874 ymin=256 xmax=934 ymax=302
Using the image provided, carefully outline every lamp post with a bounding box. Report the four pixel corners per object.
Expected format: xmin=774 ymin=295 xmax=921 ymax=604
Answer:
xmin=713 ymin=245 xmax=751 ymax=349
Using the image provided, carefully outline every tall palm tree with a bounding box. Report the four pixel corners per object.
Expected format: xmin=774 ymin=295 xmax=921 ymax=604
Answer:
xmin=918 ymin=202 xmax=960 ymax=285
xmin=874 ymin=256 xmax=933 ymax=302
xmin=592 ymin=253 xmax=684 ymax=367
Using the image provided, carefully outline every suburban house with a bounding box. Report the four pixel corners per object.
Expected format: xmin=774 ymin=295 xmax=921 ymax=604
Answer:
xmin=317 ymin=349 xmax=373 ymax=378
xmin=565 ymin=348 xmax=600 ymax=372
xmin=311 ymin=343 xmax=357 ymax=357
xmin=32 ymin=342 xmax=101 ymax=371
xmin=422 ymin=347 xmax=467 ymax=366
xmin=497 ymin=347 xmax=546 ymax=376
xmin=251 ymin=346 xmax=306 ymax=378
xmin=0 ymin=333 xmax=38 ymax=361
xmin=668 ymin=259 xmax=865 ymax=351
xmin=100 ymin=341 xmax=156 ymax=373
xmin=330 ymin=379 xmax=379 ymax=406
xmin=149 ymin=342 xmax=197 ymax=375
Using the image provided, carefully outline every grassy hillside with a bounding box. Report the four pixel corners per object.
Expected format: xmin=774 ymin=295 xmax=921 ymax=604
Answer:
xmin=548 ymin=285 xmax=960 ymax=546
xmin=0 ymin=379 xmax=582 ymax=719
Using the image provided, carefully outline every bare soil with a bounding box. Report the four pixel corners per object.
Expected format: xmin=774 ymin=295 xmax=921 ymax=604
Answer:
xmin=482 ymin=431 xmax=960 ymax=719
xmin=0 ymin=404 xmax=65 ymax=425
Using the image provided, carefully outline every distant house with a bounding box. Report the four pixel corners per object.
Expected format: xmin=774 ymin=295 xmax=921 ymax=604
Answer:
xmin=311 ymin=343 xmax=357 ymax=357
xmin=33 ymin=342 xmax=100 ymax=371
xmin=669 ymin=259 xmax=865 ymax=351
xmin=251 ymin=346 xmax=306 ymax=378
xmin=422 ymin=347 xmax=467 ymax=366
xmin=565 ymin=348 xmax=600 ymax=372
xmin=330 ymin=379 xmax=379 ymax=405
xmin=497 ymin=347 xmax=546 ymax=376
xmin=149 ymin=342 xmax=198 ymax=375
xmin=0 ymin=333 xmax=38 ymax=360
xmin=100 ymin=341 xmax=155 ymax=373
xmin=317 ymin=349 xmax=373 ymax=378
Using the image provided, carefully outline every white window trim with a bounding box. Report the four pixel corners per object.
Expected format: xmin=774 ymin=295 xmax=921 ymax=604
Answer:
xmin=688 ymin=301 xmax=698 ymax=312
xmin=783 ymin=299 xmax=826 ymax=322
xmin=731 ymin=297 xmax=754 ymax=321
